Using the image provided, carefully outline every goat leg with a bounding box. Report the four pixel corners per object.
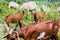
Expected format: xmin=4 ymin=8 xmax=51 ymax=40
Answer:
xmin=19 ymin=19 xmax=23 ymax=28
xmin=55 ymin=34 xmax=59 ymax=40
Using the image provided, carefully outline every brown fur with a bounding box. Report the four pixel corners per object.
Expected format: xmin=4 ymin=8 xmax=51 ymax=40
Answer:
xmin=4 ymin=19 xmax=59 ymax=40
xmin=4 ymin=13 xmax=23 ymax=30
xmin=31 ymin=12 xmax=46 ymax=22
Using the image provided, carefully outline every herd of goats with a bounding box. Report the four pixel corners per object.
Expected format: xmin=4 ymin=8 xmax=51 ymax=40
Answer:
xmin=0 ymin=1 xmax=60 ymax=40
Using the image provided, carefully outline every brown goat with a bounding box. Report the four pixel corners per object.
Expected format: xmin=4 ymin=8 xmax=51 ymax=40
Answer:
xmin=31 ymin=12 xmax=46 ymax=22
xmin=4 ymin=13 xmax=23 ymax=31
xmin=3 ymin=19 xmax=60 ymax=40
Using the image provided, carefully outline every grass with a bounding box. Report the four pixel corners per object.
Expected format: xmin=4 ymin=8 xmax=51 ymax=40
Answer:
xmin=0 ymin=1 xmax=60 ymax=40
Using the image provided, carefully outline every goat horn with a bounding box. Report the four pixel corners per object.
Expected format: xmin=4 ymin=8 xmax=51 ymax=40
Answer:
xmin=4 ymin=22 xmax=10 ymax=33
xmin=9 ymin=27 xmax=15 ymax=34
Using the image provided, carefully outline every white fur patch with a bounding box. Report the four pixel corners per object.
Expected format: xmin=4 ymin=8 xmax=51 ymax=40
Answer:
xmin=37 ymin=32 xmax=45 ymax=39
xmin=49 ymin=23 xmax=53 ymax=29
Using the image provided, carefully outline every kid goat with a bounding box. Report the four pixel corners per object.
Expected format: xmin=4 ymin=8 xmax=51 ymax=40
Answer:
xmin=4 ymin=13 xmax=23 ymax=31
xmin=31 ymin=12 xmax=46 ymax=22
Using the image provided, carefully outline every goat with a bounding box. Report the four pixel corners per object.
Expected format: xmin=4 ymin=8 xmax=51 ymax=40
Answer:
xmin=4 ymin=13 xmax=23 ymax=31
xmin=31 ymin=12 xmax=46 ymax=22
xmin=8 ymin=2 xmax=19 ymax=9
xmin=20 ymin=1 xmax=37 ymax=14
xmin=3 ymin=19 xmax=60 ymax=40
